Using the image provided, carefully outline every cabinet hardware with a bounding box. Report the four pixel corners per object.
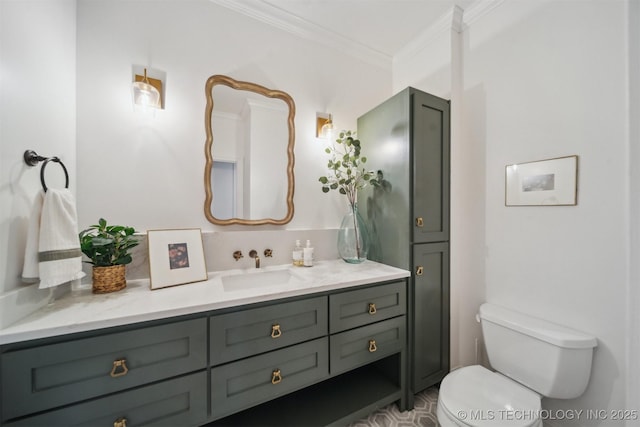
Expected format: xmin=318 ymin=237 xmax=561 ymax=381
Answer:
xmin=110 ymin=359 xmax=129 ymax=378
xmin=368 ymin=339 xmax=377 ymax=353
xmin=271 ymin=324 xmax=282 ymax=338
xmin=416 ymin=266 xmax=424 ymax=276
xmin=368 ymin=303 xmax=377 ymax=315
xmin=113 ymin=417 xmax=127 ymax=427
xmin=271 ymin=369 xmax=282 ymax=384
xmin=416 ymin=217 xmax=424 ymax=227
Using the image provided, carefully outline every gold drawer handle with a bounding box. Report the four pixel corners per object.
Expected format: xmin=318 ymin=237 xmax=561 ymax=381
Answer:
xmin=271 ymin=369 xmax=282 ymax=385
xmin=271 ymin=324 xmax=282 ymax=339
xmin=110 ymin=359 xmax=129 ymax=378
xmin=368 ymin=339 xmax=377 ymax=353
xmin=114 ymin=417 xmax=127 ymax=427
xmin=416 ymin=217 xmax=424 ymax=227
xmin=368 ymin=303 xmax=377 ymax=315
xmin=416 ymin=266 xmax=424 ymax=276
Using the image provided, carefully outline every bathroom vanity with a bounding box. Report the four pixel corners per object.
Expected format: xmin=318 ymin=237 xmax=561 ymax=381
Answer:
xmin=0 ymin=260 xmax=410 ymax=426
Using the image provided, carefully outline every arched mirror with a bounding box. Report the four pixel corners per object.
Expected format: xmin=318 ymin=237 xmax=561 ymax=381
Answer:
xmin=204 ymin=75 xmax=295 ymax=225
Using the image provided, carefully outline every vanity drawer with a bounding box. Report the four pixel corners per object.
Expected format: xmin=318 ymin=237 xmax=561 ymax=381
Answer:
xmin=330 ymin=316 xmax=405 ymax=375
xmin=329 ymin=281 xmax=406 ymax=333
xmin=1 ymin=318 xmax=207 ymax=421
xmin=5 ymin=371 xmax=207 ymax=427
xmin=211 ymin=337 xmax=329 ymax=420
xmin=210 ymin=296 xmax=327 ymax=365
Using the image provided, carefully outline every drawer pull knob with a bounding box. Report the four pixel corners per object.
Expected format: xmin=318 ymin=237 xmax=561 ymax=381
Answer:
xmin=416 ymin=217 xmax=424 ymax=227
xmin=110 ymin=359 xmax=129 ymax=378
xmin=271 ymin=324 xmax=282 ymax=338
xmin=271 ymin=369 xmax=282 ymax=384
xmin=368 ymin=303 xmax=377 ymax=315
xmin=416 ymin=266 xmax=424 ymax=276
xmin=114 ymin=417 xmax=127 ymax=427
xmin=368 ymin=339 xmax=377 ymax=353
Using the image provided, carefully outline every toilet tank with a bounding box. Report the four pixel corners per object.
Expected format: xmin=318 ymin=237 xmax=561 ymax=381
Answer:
xmin=479 ymin=303 xmax=597 ymax=399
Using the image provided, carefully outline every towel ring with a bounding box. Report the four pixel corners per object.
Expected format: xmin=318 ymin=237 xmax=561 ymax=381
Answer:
xmin=23 ymin=150 xmax=70 ymax=192
xmin=40 ymin=157 xmax=69 ymax=192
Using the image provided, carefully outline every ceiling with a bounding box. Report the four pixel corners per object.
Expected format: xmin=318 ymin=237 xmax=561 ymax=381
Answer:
xmin=210 ymin=0 xmax=475 ymax=67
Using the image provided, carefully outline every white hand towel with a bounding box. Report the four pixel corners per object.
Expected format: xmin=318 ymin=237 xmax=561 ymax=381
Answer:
xmin=21 ymin=191 xmax=44 ymax=283
xmin=22 ymin=189 xmax=86 ymax=288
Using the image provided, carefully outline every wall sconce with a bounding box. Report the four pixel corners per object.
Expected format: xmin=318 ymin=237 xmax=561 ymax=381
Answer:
xmin=316 ymin=113 xmax=334 ymax=139
xmin=132 ymin=67 xmax=163 ymax=110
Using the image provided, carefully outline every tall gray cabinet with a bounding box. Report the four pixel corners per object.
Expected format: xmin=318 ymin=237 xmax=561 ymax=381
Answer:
xmin=358 ymin=87 xmax=450 ymax=395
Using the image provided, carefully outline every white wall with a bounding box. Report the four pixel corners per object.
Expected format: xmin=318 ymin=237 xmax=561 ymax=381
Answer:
xmin=0 ymin=0 xmax=77 ymax=326
xmin=0 ymin=0 xmax=392 ymax=327
xmin=396 ymin=0 xmax=632 ymax=423
xmin=396 ymin=0 xmax=634 ymax=423
xmin=476 ymin=2 xmax=628 ymax=423
xmin=75 ymin=0 xmax=391 ymax=233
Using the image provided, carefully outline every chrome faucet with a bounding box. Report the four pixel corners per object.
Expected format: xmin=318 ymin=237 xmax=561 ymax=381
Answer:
xmin=249 ymin=249 xmax=260 ymax=268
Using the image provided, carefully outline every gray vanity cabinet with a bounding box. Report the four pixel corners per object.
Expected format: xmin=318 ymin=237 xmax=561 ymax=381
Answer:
xmin=358 ymin=87 xmax=450 ymax=395
xmin=1 ymin=318 xmax=207 ymax=423
xmin=209 ymin=279 xmax=408 ymax=426
xmin=0 ymin=279 xmax=408 ymax=427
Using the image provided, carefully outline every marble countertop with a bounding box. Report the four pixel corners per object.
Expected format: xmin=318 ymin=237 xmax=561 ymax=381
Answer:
xmin=0 ymin=260 xmax=410 ymax=345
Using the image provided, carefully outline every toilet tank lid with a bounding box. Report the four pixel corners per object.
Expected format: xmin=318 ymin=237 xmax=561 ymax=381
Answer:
xmin=479 ymin=303 xmax=598 ymax=349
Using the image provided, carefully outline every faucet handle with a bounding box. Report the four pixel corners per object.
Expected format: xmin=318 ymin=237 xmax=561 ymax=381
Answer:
xmin=233 ymin=250 xmax=243 ymax=261
xmin=264 ymin=248 xmax=273 ymax=258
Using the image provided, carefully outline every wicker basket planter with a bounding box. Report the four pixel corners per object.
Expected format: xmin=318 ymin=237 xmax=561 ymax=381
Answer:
xmin=92 ymin=264 xmax=126 ymax=294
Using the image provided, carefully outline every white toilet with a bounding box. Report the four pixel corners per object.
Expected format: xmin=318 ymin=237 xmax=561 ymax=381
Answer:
xmin=437 ymin=303 xmax=597 ymax=427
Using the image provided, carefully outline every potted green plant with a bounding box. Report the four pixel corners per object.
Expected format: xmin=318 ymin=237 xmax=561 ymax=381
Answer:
xmin=79 ymin=218 xmax=139 ymax=294
xmin=319 ymin=130 xmax=378 ymax=263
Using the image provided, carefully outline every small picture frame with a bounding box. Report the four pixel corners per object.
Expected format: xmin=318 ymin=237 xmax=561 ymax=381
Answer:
xmin=505 ymin=155 xmax=578 ymax=206
xmin=147 ymin=228 xmax=207 ymax=290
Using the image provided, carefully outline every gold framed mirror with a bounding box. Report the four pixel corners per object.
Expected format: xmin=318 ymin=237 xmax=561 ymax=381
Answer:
xmin=204 ymin=75 xmax=295 ymax=225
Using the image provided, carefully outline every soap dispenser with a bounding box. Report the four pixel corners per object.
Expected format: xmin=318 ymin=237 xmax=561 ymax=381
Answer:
xmin=303 ymin=240 xmax=314 ymax=267
xmin=292 ymin=240 xmax=303 ymax=266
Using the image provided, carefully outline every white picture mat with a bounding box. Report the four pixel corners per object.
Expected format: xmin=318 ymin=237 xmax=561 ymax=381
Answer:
xmin=147 ymin=228 xmax=207 ymax=289
xmin=505 ymin=156 xmax=578 ymax=206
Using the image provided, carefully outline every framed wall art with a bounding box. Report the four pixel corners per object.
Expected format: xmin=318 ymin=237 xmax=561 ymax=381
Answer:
xmin=147 ymin=228 xmax=207 ymax=289
xmin=505 ymin=155 xmax=578 ymax=206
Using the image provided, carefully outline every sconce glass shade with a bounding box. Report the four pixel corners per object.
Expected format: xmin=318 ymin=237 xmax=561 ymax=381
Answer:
xmin=132 ymin=68 xmax=161 ymax=109
xmin=316 ymin=113 xmax=334 ymax=138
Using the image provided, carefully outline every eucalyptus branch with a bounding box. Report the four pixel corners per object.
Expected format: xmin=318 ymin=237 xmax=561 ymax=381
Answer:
xmin=318 ymin=130 xmax=379 ymax=207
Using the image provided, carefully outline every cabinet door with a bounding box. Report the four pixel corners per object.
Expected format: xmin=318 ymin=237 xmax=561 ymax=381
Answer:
xmin=2 ymin=318 xmax=207 ymax=421
xmin=412 ymin=91 xmax=450 ymax=243
xmin=210 ymin=296 xmax=327 ymax=365
xmin=5 ymin=372 xmax=207 ymax=427
xmin=330 ymin=316 xmax=405 ymax=376
xmin=211 ymin=338 xmax=329 ymax=420
xmin=412 ymin=242 xmax=449 ymax=392
xmin=329 ymin=281 xmax=406 ymax=333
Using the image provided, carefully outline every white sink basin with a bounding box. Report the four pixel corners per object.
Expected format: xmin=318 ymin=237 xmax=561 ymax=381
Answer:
xmin=222 ymin=268 xmax=303 ymax=292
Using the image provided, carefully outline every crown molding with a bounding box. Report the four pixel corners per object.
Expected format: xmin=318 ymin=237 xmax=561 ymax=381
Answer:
xmin=462 ymin=0 xmax=506 ymax=29
xmin=209 ymin=0 xmax=391 ymax=69
xmin=393 ymin=0 xmax=505 ymax=66
xmin=394 ymin=5 xmax=463 ymax=66
xmin=210 ymin=0 xmax=505 ymax=71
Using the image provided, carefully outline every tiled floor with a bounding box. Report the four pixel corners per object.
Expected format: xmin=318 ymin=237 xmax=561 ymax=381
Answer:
xmin=348 ymin=386 xmax=440 ymax=427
